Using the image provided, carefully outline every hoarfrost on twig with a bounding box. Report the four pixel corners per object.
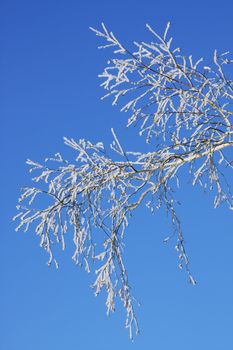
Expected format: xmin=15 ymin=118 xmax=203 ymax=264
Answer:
xmin=15 ymin=22 xmax=233 ymax=339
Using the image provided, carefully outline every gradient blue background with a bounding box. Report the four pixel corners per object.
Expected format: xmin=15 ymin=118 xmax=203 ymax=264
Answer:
xmin=1 ymin=1 xmax=233 ymax=349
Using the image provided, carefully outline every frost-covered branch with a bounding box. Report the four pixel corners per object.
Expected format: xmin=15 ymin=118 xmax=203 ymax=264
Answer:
xmin=15 ymin=22 xmax=233 ymax=339
xmin=91 ymin=23 xmax=233 ymax=143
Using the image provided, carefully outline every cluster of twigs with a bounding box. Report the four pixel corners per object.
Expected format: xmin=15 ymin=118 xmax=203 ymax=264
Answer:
xmin=15 ymin=23 xmax=233 ymax=338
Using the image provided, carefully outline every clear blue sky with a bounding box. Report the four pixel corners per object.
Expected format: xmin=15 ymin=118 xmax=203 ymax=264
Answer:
xmin=1 ymin=1 xmax=233 ymax=349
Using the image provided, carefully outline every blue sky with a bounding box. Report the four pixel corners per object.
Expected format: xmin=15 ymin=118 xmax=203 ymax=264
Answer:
xmin=1 ymin=0 xmax=233 ymax=349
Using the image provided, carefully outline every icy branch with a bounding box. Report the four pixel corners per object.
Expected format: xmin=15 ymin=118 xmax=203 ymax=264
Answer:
xmin=15 ymin=22 xmax=233 ymax=339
